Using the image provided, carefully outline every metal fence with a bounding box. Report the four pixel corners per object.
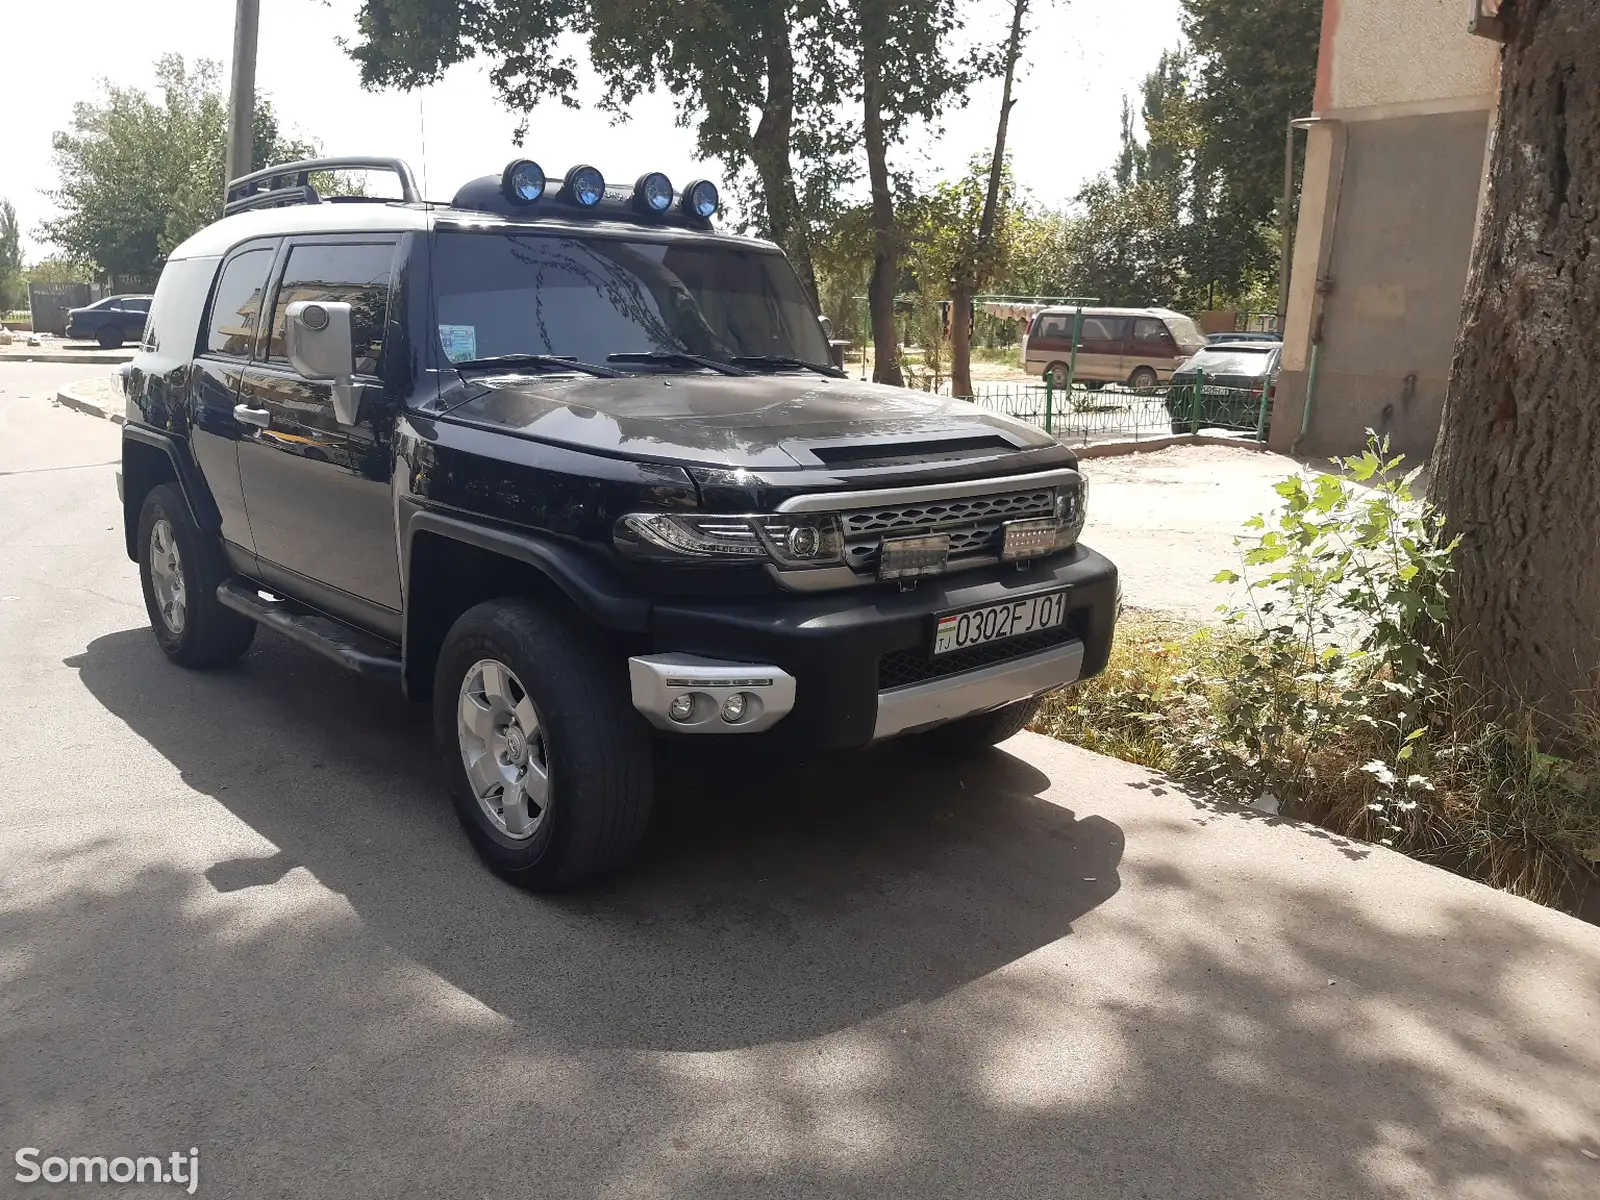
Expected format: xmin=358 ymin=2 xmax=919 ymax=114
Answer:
xmin=960 ymin=378 xmax=1273 ymax=447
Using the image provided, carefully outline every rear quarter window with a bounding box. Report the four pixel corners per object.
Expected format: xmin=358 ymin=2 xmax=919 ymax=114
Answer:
xmin=141 ymin=257 xmax=222 ymax=356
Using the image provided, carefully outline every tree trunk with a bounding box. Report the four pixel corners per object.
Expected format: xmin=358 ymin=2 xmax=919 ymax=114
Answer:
xmin=1432 ymin=0 xmax=1600 ymax=740
xmin=951 ymin=0 xmax=1029 ymax=401
xmin=949 ymin=285 xmax=973 ymax=395
xmin=749 ymin=10 xmax=819 ymax=309
xmin=861 ymin=0 xmax=903 ymax=387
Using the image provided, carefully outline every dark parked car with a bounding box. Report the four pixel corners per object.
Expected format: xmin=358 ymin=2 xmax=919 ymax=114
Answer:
xmin=1167 ymin=342 xmax=1282 ymax=433
xmin=1205 ymin=330 xmax=1280 ymax=346
xmin=67 ymin=295 xmax=153 ymax=348
xmin=118 ymin=155 xmax=1119 ymax=888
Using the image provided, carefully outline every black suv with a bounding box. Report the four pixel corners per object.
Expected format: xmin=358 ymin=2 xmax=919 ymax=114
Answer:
xmin=119 ymin=156 xmax=1119 ymax=888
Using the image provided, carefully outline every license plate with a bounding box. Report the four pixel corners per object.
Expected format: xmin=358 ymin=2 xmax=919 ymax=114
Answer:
xmin=933 ymin=590 xmax=1069 ymax=655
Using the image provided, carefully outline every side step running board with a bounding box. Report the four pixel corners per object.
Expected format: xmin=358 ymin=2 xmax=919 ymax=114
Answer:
xmin=216 ymin=579 xmax=403 ymax=686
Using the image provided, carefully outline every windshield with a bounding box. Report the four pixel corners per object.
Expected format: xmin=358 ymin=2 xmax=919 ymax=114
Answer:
xmin=430 ymin=230 xmax=830 ymax=370
xmin=1165 ymin=314 xmax=1206 ymax=346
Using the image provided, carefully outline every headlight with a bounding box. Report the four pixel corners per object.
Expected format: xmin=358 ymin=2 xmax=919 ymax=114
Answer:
xmin=615 ymin=513 xmax=844 ymax=568
xmin=1053 ymin=477 xmax=1088 ymax=549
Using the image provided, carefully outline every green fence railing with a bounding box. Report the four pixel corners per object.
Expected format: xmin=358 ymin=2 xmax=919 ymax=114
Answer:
xmin=960 ymin=376 xmax=1273 ymax=446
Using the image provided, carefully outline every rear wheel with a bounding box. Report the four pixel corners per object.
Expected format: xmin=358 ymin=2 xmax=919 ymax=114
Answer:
xmin=434 ymin=599 xmax=653 ymax=890
xmin=1128 ymin=366 xmax=1159 ymax=389
xmin=137 ymin=483 xmax=256 ymax=667
xmin=96 ymin=326 xmax=122 ymax=349
xmin=919 ymin=698 xmax=1043 ymax=755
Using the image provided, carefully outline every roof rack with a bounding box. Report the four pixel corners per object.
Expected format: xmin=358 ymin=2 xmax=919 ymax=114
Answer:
xmin=223 ymin=156 xmax=421 ymax=217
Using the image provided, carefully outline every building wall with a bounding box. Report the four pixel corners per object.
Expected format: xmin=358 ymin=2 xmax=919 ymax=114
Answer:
xmin=1271 ymin=0 xmax=1499 ymax=458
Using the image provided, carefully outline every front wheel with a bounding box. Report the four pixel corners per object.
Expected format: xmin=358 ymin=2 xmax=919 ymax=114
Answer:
xmin=137 ymin=484 xmax=256 ymax=667
xmin=1128 ymin=366 xmax=1159 ymax=389
xmin=433 ymin=600 xmax=653 ymax=890
xmin=96 ymin=326 xmax=122 ymax=349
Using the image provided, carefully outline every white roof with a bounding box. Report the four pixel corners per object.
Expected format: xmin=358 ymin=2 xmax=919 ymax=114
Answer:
xmin=1033 ymin=305 xmax=1189 ymax=318
xmin=168 ymin=200 xmax=777 ymax=260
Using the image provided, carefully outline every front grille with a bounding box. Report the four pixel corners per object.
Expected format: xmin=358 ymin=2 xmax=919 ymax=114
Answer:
xmin=841 ymin=487 xmax=1056 ymax=572
xmin=877 ymin=621 xmax=1080 ymax=691
xmin=841 ymin=489 xmax=1055 ymax=538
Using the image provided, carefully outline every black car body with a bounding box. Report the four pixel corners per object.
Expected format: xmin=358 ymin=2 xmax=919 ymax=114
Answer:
xmin=1167 ymin=343 xmax=1282 ymax=433
xmin=118 ymin=157 xmax=1119 ymax=886
xmin=66 ymin=294 xmax=152 ymax=348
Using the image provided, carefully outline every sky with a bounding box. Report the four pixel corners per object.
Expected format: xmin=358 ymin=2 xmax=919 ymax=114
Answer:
xmin=0 ymin=0 xmax=1185 ymax=262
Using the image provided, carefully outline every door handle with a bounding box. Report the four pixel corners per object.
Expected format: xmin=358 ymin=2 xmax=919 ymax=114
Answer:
xmin=233 ymin=403 xmax=271 ymax=429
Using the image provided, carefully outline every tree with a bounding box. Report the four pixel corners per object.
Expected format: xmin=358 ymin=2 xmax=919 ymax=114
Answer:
xmin=855 ymin=0 xmax=980 ymax=386
xmin=950 ymin=0 xmax=1031 ymax=399
xmin=0 ymin=201 xmax=23 ymax=312
xmin=1431 ymin=0 xmax=1600 ymax=739
xmin=1182 ymin=0 xmax=1320 ymax=299
xmin=350 ymin=0 xmax=851 ymax=307
xmin=40 ymin=55 xmax=321 ymax=280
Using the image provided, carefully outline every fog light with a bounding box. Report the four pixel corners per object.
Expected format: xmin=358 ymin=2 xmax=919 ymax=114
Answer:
xmin=668 ymin=694 xmax=695 ymax=723
xmin=786 ymin=524 xmax=821 ymax=559
xmin=721 ymin=693 xmax=748 ymax=723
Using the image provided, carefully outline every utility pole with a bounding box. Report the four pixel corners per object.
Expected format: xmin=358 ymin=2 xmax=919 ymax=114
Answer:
xmin=224 ymin=0 xmax=261 ymax=196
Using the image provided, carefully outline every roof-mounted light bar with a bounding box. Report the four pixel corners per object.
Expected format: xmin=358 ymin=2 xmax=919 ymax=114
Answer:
xmin=681 ymin=179 xmax=719 ymax=220
xmin=634 ymin=172 xmax=674 ymax=214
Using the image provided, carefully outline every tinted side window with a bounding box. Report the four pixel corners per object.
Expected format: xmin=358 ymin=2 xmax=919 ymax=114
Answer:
xmin=122 ymin=298 xmax=151 ymax=314
xmin=1079 ymin=316 xmax=1121 ymax=344
xmin=1132 ymin=317 xmax=1171 ymax=345
xmin=205 ymin=249 xmax=275 ymax=357
xmin=266 ymin=242 xmax=395 ymax=373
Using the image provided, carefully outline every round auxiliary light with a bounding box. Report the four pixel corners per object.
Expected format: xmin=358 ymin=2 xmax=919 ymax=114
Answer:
xmin=564 ymin=164 xmax=606 ymax=208
xmin=668 ymin=694 xmax=695 ymax=723
xmin=501 ymin=159 xmax=546 ymax=205
xmin=721 ymin=693 xmax=748 ymax=724
xmin=635 ymin=171 xmax=674 ymax=214
xmin=682 ymin=178 xmax=719 ymax=220
xmin=301 ymin=303 xmax=329 ymax=331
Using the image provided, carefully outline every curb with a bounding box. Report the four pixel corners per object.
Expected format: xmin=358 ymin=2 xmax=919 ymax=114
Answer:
xmin=4 ymin=352 xmax=135 ymax=364
xmin=1073 ymin=433 xmax=1272 ymax=459
xmin=54 ymin=385 xmax=125 ymax=425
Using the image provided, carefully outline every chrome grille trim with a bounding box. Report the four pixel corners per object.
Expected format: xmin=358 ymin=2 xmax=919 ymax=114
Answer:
xmin=775 ymin=467 xmax=1082 ymax=514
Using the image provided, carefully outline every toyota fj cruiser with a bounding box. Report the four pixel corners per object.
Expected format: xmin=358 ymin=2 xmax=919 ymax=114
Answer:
xmin=119 ymin=156 xmax=1119 ymax=888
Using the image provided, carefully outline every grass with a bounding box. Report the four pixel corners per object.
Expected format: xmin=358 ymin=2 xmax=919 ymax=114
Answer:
xmin=971 ymin=345 xmax=1021 ymax=368
xmin=1033 ymin=611 xmax=1600 ymax=913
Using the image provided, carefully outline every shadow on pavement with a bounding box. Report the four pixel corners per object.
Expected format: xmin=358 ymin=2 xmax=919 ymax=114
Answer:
xmin=66 ymin=627 xmax=1124 ymax=1052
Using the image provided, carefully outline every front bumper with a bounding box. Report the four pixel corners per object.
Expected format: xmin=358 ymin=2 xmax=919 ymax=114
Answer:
xmin=638 ymin=544 xmax=1118 ymax=750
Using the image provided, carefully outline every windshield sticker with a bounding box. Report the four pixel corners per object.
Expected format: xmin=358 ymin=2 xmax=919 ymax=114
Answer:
xmin=438 ymin=324 xmax=478 ymax=363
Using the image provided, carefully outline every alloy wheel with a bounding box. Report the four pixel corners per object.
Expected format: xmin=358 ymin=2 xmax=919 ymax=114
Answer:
xmin=148 ymin=519 xmax=186 ymax=635
xmin=457 ymin=658 xmax=550 ymax=840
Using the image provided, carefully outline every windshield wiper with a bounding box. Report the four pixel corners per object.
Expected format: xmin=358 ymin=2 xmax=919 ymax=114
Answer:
xmin=607 ymin=351 xmax=751 ymax=376
xmin=451 ymin=354 xmax=624 ymax=378
xmin=729 ymin=355 xmax=845 ymax=378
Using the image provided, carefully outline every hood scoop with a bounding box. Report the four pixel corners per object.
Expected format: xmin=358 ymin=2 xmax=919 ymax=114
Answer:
xmin=800 ymin=434 xmax=1019 ymax=469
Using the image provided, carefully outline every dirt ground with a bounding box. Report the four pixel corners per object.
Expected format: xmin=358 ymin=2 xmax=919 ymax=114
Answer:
xmin=1081 ymin=444 xmax=1306 ymax=624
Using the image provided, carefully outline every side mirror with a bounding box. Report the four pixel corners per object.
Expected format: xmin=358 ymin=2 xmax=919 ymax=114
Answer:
xmin=818 ymin=314 xmax=836 ymax=340
xmin=285 ymin=300 xmax=360 ymax=425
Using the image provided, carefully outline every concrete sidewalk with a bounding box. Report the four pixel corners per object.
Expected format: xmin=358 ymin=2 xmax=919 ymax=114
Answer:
xmin=1 ymin=396 xmax=1597 ymax=1198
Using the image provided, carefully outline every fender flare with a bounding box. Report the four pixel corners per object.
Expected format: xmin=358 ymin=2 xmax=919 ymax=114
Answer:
xmin=403 ymin=509 xmax=651 ymax=635
xmin=121 ymin=424 xmax=223 ymax=553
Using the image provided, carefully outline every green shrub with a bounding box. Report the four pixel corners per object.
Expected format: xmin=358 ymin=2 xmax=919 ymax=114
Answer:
xmin=1035 ymin=436 xmax=1600 ymax=910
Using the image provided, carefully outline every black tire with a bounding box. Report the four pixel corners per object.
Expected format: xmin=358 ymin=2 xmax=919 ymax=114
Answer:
xmin=433 ymin=599 xmax=653 ymax=890
xmin=96 ymin=326 xmax=122 ymax=349
xmin=1128 ymin=366 xmax=1159 ymax=389
xmin=919 ymin=698 xmax=1043 ymax=755
xmin=1044 ymin=361 xmax=1070 ymax=388
xmin=137 ymin=483 xmax=256 ymax=667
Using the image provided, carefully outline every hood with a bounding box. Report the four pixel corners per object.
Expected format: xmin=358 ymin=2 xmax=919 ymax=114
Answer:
xmin=440 ymin=371 xmax=1058 ymax=469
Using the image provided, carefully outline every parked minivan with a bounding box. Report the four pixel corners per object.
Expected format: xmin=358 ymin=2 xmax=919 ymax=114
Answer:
xmin=1023 ymin=307 xmax=1207 ymax=389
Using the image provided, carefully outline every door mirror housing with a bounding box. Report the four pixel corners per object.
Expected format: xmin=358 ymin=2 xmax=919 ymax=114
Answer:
xmin=285 ymin=300 xmax=360 ymax=425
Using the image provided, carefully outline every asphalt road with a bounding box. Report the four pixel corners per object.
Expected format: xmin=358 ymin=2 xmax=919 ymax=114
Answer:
xmin=3 ymin=362 xmax=1599 ymax=1199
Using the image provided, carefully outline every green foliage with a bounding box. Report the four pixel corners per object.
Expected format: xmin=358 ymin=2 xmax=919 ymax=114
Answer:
xmin=1035 ymin=439 xmax=1600 ymax=909
xmin=1183 ymin=0 xmax=1322 ymax=297
xmin=40 ymin=55 xmax=324 ymax=280
xmin=0 ymin=200 xmax=23 ymax=312
xmin=24 ymin=255 xmax=93 ymax=285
